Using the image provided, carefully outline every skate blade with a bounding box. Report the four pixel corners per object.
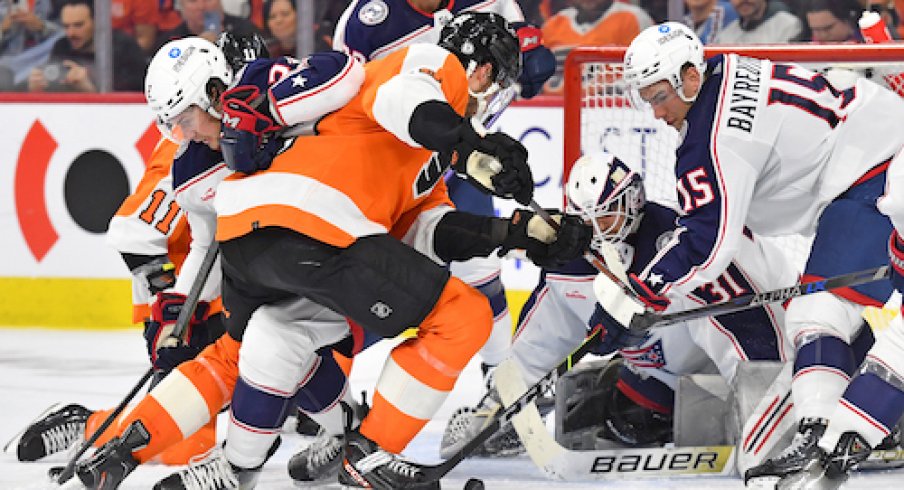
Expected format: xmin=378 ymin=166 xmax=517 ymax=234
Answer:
xmin=3 ymin=402 xmax=65 ymax=455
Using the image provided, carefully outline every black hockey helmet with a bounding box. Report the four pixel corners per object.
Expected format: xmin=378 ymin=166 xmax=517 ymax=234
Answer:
xmin=217 ymin=31 xmax=270 ymax=72
xmin=438 ymin=12 xmax=522 ymax=89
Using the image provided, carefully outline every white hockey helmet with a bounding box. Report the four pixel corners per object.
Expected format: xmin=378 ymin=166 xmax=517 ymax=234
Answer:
xmin=623 ymin=22 xmax=706 ymax=103
xmin=566 ymin=152 xmax=645 ymax=252
xmin=145 ymin=37 xmax=233 ymax=136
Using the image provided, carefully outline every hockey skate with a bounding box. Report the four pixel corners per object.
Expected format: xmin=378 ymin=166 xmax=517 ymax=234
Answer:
xmin=744 ymin=417 xmax=828 ymax=487
xmin=4 ymin=402 xmax=91 ymax=462
xmin=154 ymin=437 xmax=281 ymax=490
xmin=339 ymin=428 xmax=439 ymax=489
xmin=295 ymin=410 xmax=320 ymax=437
xmin=287 ymin=429 xmax=344 ymax=483
xmin=439 ymin=389 xmax=525 ymax=459
xmin=73 ymin=420 xmax=149 ymax=489
xmin=776 ymin=431 xmax=872 ymax=490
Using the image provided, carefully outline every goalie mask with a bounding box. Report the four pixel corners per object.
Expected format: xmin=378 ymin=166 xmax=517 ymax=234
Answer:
xmin=623 ymin=22 xmax=706 ymax=104
xmin=566 ymin=152 xmax=645 ymax=253
xmin=439 ymin=12 xmax=522 ymax=120
xmin=145 ymin=37 xmax=233 ymax=143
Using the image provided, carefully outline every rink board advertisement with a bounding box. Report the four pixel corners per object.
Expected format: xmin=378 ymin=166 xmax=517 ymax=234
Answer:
xmin=0 ymin=96 xmax=567 ymax=328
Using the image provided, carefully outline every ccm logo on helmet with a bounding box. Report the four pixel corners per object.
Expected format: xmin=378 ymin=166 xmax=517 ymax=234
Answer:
xmin=172 ymin=46 xmax=197 ymax=72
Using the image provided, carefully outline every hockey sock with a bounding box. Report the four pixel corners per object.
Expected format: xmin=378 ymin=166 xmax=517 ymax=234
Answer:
xmin=791 ymin=335 xmax=855 ymax=420
xmin=120 ymin=334 xmax=241 ymax=463
xmin=474 ymin=275 xmax=512 ymax=366
xmin=360 ymin=278 xmax=491 ymax=453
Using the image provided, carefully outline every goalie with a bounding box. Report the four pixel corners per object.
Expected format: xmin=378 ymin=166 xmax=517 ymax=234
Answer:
xmin=441 ymin=150 xmax=800 ymax=459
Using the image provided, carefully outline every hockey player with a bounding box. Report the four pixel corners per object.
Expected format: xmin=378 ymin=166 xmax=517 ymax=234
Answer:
xmin=333 ymin=0 xmax=556 ymax=387
xmin=5 ymin=32 xmax=275 ymax=470
xmin=70 ymin=13 xmax=590 ymax=490
xmin=594 ymin=22 xmax=904 ymax=486
xmin=440 ymin=150 xmax=796 ymax=458
xmin=773 ymin=151 xmax=904 ymax=489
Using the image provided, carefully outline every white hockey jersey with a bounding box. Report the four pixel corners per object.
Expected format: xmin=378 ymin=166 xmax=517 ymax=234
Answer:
xmin=644 ymin=54 xmax=904 ymax=297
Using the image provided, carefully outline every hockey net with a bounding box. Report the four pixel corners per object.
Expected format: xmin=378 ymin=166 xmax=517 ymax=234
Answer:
xmin=563 ymin=44 xmax=904 ymax=273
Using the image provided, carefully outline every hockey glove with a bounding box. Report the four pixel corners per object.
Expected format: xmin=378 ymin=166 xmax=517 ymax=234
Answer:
xmin=587 ymin=303 xmax=647 ymax=355
xmin=513 ymin=23 xmax=555 ymax=99
xmin=628 ymin=273 xmax=670 ymax=312
xmin=144 ymin=292 xmax=211 ymax=372
xmin=130 ymin=256 xmax=176 ymax=296
xmin=890 ymin=230 xmax=904 ymax=292
xmin=219 ymin=85 xmax=283 ymax=174
xmin=453 ymin=120 xmax=534 ymax=205
xmin=499 ymin=209 xmax=591 ymax=268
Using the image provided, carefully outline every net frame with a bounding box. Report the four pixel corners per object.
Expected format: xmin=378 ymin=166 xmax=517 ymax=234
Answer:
xmin=563 ymin=44 xmax=904 ymax=272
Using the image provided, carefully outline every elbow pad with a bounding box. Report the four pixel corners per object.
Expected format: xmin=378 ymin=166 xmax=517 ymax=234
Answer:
xmin=408 ymin=100 xmax=466 ymax=153
xmin=434 ymin=211 xmax=509 ymax=262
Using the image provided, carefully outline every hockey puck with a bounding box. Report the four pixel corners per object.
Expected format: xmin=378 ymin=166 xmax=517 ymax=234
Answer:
xmin=463 ymin=478 xmax=485 ymax=490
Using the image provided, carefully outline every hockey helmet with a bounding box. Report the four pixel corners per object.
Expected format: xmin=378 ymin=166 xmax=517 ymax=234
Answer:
xmin=145 ymin=37 xmax=233 ymax=141
xmin=566 ymin=152 xmax=645 ymax=252
xmin=439 ymin=12 xmax=522 ymax=90
xmin=217 ymin=31 xmax=270 ymax=73
xmin=623 ymin=22 xmax=706 ymax=103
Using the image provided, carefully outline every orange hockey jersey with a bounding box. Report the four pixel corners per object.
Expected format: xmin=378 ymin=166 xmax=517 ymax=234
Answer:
xmin=215 ymin=44 xmax=466 ymax=248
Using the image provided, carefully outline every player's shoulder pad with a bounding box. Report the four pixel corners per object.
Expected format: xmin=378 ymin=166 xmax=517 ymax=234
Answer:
xmin=172 ymin=142 xmax=225 ymax=192
xmin=268 ymin=51 xmax=365 ymax=127
xmin=340 ymin=0 xmax=412 ymax=59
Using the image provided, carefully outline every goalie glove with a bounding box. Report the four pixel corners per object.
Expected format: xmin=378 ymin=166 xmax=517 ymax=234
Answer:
xmin=498 ymin=209 xmax=591 ymax=268
xmin=219 ymin=85 xmax=284 ymax=174
xmin=587 ymin=303 xmax=647 ymax=355
xmin=144 ymin=292 xmax=211 ymax=372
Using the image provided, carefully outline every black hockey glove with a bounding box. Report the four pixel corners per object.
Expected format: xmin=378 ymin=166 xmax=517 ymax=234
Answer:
xmin=452 ymin=121 xmax=534 ymax=205
xmin=499 ymin=209 xmax=591 ymax=268
xmin=128 ymin=256 xmax=176 ymax=296
xmin=219 ymin=85 xmax=284 ymax=174
xmin=587 ymin=303 xmax=647 ymax=355
xmin=143 ymin=293 xmax=213 ymax=372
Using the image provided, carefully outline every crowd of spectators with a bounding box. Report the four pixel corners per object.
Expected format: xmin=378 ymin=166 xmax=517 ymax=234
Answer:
xmin=0 ymin=0 xmax=902 ymax=93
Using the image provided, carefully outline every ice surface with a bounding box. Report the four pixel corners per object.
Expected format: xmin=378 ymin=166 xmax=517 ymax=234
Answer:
xmin=0 ymin=329 xmax=899 ymax=489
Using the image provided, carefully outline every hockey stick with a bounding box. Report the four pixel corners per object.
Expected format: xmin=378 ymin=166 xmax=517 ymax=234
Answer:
xmin=495 ymin=358 xmax=904 ymax=480
xmin=629 ymin=265 xmax=891 ymax=333
xmin=419 ymin=326 xmax=604 ymax=482
xmin=53 ymin=241 xmax=220 ymax=484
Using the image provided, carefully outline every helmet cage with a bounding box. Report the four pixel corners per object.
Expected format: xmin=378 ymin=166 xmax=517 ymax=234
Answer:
xmin=566 ymin=154 xmax=645 ymax=253
xmin=439 ymin=12 xmax=522 ymax=90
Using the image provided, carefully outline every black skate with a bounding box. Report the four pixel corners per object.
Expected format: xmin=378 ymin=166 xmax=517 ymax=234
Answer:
xmin=75 ymin=420 xmax=149 ymax=489
xmin=154 ymin=436 xmax=281 ymax=490
xmin=339 ymin=429 xmax=439 ymax=489
xmin=287 ymin=430 xmax=344 ymax=482
xmin=4 ymin=403 xmax=91 ymax=462
xmin=776 ymin=431 xmax=872 ymax=490
xmin=744 ymin=417 xmax=827 ymax=487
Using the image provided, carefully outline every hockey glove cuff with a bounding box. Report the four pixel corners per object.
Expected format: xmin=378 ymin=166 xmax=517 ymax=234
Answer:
xmin=587 ymin=303 xmax=646 ymax=355
xmin=129 ymin=256 xmax=176 ymax=296
xmin=628 ymin=273 xmax=670 ymax=312
xmin=144 ymin=292 xmax=211 ymax=371
xmin=220 ymin=85 xmax=283 ymax=174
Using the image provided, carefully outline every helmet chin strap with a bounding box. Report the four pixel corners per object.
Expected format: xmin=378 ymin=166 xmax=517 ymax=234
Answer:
xmin=671 ymin=66 xmax=703 ymax=104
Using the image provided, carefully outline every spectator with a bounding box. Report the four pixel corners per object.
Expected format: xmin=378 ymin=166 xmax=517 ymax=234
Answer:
xmin=27 ymin=0 xmax=145 ymax=92
xmin=684 ymin=0 xmax=739 ymax=43
xmin=157 ymin=0 xmax=182 ymax=32
xmin=159 ymin=0 xmax=259 ymax=47
xmin=110 ymin=0 xmax=159 ymax=55
xmin=713 ymin=0 xmax=803 ymax=43
xmin=262 ymin=0 xmax=294 ymax=56
xmin=0 ymin=0 xmax=62 ymax=88
xmin=800 ymin=0 xmax=862 ymax=42
xmin=541 ymin=0 xmax=653 ymax=94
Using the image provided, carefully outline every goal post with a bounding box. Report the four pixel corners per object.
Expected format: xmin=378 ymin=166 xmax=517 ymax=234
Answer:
xmin=563 ymin=43 xmax=904 ymax=271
